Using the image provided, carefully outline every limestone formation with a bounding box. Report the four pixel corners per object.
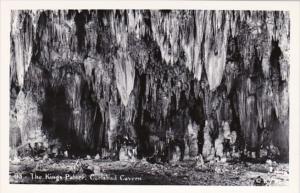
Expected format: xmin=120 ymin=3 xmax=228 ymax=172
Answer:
xmin=9 ymin=10 xmax=289 ymax=162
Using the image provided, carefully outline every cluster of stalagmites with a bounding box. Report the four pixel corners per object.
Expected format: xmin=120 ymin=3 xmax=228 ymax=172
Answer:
xmin=10 ymin=10 xmax=289 ymax=164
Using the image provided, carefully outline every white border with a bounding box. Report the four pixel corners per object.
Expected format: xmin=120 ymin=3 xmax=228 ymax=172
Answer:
xmin=1 ymin=1 xmax=299 ymax=193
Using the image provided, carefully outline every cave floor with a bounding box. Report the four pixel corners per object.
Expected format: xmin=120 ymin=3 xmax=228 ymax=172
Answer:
xmin=9 ymin=158 xmax=289 ymax=185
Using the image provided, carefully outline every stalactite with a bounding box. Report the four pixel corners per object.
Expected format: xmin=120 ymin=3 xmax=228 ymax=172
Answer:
xmin=114 ymin=50 xmax=135 ymax=106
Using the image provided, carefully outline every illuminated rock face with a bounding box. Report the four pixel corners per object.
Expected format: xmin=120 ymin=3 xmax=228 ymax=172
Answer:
xmin=10 ymin=10 xmax=289 ymax=161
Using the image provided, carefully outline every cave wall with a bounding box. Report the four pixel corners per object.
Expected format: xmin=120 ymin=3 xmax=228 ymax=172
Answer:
xmin=10 ymin=10 xmax=289 ymax=160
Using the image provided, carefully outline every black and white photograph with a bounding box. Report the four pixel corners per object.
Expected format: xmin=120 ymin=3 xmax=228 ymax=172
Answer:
xmin=1 ymin=1 xmax=299 ymax=190
xmin=8 ymin=9 xmax=291 ymax=185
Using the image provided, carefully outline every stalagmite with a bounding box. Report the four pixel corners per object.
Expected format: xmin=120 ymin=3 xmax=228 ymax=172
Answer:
xmin=202 ymin=121 xmax=213 ymax=161
xmin=215 ymin=133 xmax=224 ymax=158
xmin=15 ymin=91 xmax=43 ymax=145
